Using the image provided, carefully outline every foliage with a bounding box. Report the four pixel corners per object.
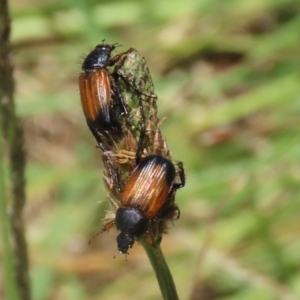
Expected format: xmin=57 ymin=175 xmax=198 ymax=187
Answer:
xmin=4 ymin=0 xmax=300 ymax=299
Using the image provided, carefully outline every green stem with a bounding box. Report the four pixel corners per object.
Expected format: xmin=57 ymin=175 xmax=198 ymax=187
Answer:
xmin=0 ymin=0 xmax=31 ymax=299
xmin=0 ymin=117 xmax=20 ymax=300
xmin=140 ymin=238 xmax=179 ymax=300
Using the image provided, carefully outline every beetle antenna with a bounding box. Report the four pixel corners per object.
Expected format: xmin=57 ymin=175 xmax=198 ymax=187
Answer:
xmin=112 ymin=42 xmax=122 ymax=48
xmin=113 ymin=250 xmax=129 ymax=261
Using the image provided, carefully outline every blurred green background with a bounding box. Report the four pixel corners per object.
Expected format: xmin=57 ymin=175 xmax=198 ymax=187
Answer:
xmin=4 ymin=0 xmax=300 ymax=299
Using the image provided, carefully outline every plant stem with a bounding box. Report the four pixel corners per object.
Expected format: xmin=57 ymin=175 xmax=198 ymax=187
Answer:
xmin=0 ymin=120 xmax=20 ymax=300
xmin=140 ymin=238 xmax=179 ymax=300
xmin=0 ymin=0 xmax=31 ymax=299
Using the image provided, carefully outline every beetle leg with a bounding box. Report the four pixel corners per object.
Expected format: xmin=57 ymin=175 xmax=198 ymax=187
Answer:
xmin=107 ymin=194 xmax=120 ymax=209
xmin=88 ymin=220 xmax=115 ymax=245
xmin=110 ymin=75 xmax=129 ymax=116
xmin=173 ymin=161 xmax=185 ymax=189
xmin=101 ymin=220 xmax=115 ymax=233
xmin=109 ymin=48 xmax=132 ymax=65
xmin=116 ymin=72 xmax=157 ymax=100
xmin=86 ymin=121 xmax=106 ymax=151
xmin=173 ymin=206 xmax=180 ymax=220
xmin=164 ymin=204 xmax=180 ymax=220
xmin=103 ymin=152 xmax=123 ymax=194
xmin=135 ymin=121 xmax=149 ymax=165
xmin=159 ymin=199 xmax=180 ymax=221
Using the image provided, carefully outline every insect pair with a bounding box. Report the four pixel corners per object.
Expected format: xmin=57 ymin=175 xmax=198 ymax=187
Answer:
xmin=79 ymin=43 xmax=185 ymax=258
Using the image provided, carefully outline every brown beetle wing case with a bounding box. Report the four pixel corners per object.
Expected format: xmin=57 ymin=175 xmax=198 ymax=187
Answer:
xmin=121 ymin=155 xmax=176 ymax=219
xmin=79 ymin=69 xmax=112 ymax=126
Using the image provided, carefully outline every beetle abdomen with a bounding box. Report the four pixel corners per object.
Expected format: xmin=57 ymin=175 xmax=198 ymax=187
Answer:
xmin=79 ymin=69 xmax=116 ymax=128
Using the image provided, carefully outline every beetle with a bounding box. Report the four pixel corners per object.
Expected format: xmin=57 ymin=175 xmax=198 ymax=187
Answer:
xmin=79 ymin=43 xmax=129 ymax=151
xmin=101 ymin=154 xmax=185 ymax=257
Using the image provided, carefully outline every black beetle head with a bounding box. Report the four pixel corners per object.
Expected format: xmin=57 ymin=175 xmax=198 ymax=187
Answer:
xmin=82 ymin=43 xmax=116 ymax=72
xmin=113 ymin=208 xmax=149 ymax=258
xmin=115 ymin=232 xmax=134 ymax=256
